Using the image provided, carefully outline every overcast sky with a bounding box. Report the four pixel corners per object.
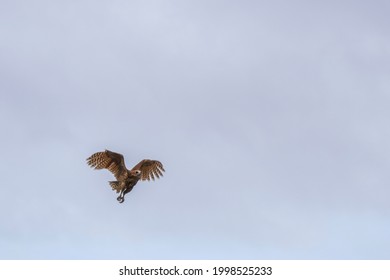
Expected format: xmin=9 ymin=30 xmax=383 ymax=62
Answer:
xmin=1 ymin=0 xmax=390 ymax=259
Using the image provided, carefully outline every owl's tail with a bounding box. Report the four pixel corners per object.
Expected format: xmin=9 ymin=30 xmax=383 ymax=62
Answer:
xmin=109 ymin=181 xmax=121 ymax=193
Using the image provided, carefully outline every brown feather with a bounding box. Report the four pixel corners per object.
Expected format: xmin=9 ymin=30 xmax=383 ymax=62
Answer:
xmin=87 ymin=150 xmax=165 ymax=200
xmin=86 ymin=150 xmax=128 ymax=181
xmin=131 ymin=159 xmax=165 ymax=181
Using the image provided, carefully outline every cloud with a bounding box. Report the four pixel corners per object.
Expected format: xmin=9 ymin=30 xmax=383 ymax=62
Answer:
xmin=1 ymin=0 xmax=389 ymax=259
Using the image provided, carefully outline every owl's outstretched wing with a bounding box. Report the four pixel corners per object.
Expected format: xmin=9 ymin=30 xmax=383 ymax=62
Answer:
xmin=131 ymin=159 xmax=165 ymax=181
xmin=86 ymin=150 xmax=128 ymax=180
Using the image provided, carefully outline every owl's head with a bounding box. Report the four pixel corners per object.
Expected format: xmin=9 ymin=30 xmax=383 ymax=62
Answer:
xmin=130 ymin=170 xmax=141 ymax=177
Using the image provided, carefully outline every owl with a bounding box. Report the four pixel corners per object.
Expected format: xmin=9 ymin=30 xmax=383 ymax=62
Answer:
xmin=87 ymin=150 xmax=165 ymax=203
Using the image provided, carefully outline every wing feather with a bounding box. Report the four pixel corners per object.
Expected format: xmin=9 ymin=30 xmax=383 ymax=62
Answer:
xmin=86 ymin=150 xmax=128 ymax=180
xmin=131 ymin=159 xmax=165 ymax=181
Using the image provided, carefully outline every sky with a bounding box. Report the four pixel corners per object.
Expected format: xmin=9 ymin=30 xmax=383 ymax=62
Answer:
xmin=1 ymin=0 xmax=390 ymax=259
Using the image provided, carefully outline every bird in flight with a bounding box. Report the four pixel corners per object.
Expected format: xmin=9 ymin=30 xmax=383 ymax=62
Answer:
xmin=87 ymin=150 xmax=165 ymax=203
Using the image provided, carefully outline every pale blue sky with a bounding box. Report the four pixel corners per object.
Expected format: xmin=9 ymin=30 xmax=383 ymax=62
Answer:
xmin=1 ymin=0 xmax=390 ymax=259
